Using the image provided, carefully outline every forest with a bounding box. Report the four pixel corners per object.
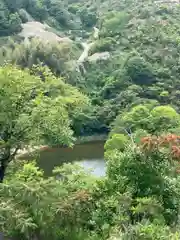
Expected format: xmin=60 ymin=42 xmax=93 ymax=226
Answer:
xmin=1 ymin=0 xmax=180 ymax=239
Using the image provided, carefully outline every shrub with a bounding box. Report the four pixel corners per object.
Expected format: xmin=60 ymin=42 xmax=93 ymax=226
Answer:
xmin=105 ymin=134 xmax=129 ymax=152
xmin=101 ymin=12 xmax=130 ymax=37
xmin=110 ymin=222 xmax=180 ymax=240
xmin=125 ymin=56 xmax=156 ymax=85
xmin=106 ymin=134 xmax=180 ymax=225
xmin=0 ymin=162 xmax=97 ymax=240
xmin=111 ymin=104 xmax=180 ymax=135
xmin=89 ymin=38 xmax=115 ymax=55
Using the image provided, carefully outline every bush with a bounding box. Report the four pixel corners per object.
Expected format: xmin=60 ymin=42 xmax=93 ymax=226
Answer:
xmin=78 ymin=8 xmax=97 ymax=28
xmin=111 ymin=105 xmax=151 ymax=135
xmin=105 ymin=134 xmax=129 ymax=152
xmin=89 ymin=38 xmax=115 ymax=55
xmin=111 ymin=104 xmax=180 ymax=135
xmin=0 ymin=162 xmax=97 ymax=240
xmin=150 ymin=105 xmax=180 ymax=133
xmin=0 ymin=39 xmax=80 ymax=75
xmin=106 ymin=134 xmax=180 ymax=225
xmin=0 ymin=3 xmax=22 ymax=36
xmin=18 ymin=9 xmax=31 ymax=23
xmin=110 ymin=222 xmax=180 ymax=240
xmin=100 ymin=12 xmax=130 ymax=37
xmin=125 ymin=56 xmax=156 ymax=85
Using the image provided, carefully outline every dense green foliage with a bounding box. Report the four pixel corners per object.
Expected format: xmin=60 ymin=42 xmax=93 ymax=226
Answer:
xmin=2 ymin=134 xmax=180 ymax=239
xmin=2 ymin=0 xmax=180 ymax=239
xmin=0 ymin=38 xmax=81 ymax=75
xmin=111 ymin=104 xmax=180 ymax=135
xmin=0 ymin=64 xmax=88 ymax=180
xmin=0 ymin=0 xmax=97 ymax=36
xmin=70 ymin=0 xmax=180 ymax=135
xmin=1 ymin=162 xmax=96 ymax=239
xmin=2 ymin=0 xmax=180 ymax=135
xmin=0 ymin=0 xmax=22 ymax=35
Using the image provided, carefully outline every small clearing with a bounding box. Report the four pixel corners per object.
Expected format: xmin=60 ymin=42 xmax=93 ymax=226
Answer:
xmin=19 ymin=21 xmax=72 ymax=43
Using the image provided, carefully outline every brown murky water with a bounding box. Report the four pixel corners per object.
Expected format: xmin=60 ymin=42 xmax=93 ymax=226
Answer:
xmin=35 ymin=141 xmax=105 ymax=176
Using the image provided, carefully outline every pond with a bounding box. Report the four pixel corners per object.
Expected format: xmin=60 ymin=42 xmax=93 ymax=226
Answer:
xmin=26 ymin=141 xmax=106 ymax=177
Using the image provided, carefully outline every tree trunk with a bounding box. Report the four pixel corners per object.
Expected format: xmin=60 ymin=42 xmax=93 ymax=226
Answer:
xmin=0 ymin=163 xmax=7 ymax=182
xmin=0 ymin=147 xmax=10 ymax=182
xmin=0 ymin=146 xmax=19 ymax=182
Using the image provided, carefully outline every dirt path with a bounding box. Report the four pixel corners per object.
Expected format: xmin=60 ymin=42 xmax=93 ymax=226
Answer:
xmin=76 ymin=27 xmax=99 ymax=72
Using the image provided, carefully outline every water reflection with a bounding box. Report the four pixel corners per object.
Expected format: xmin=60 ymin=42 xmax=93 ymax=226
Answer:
xmin=79 ymin=159 xmax=106 ymax=177
xmin=36 ymin=141 xmax=106 ymax=177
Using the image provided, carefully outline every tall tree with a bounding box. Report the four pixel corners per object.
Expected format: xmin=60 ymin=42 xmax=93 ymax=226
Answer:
xmin=0 ymin=64 xmax=87 ymax=181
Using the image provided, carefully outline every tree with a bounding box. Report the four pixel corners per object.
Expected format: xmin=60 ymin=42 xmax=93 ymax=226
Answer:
xmin=78 ymin=8 xmax=97 ymax=28
xmin=111 ymin=105 xmax=151 ymax=135
xmin=8 ymin=13 xmax=22 ymax=33
xmin=101 ymin=11 xmax=129 ymax=37
xmin=105 ymin=134 xmax=180 ymax=226
xmin=4 ymin=0 xmax=24 ymax=12
xmin=111 ymin=104 xmax=180 ymax=135
xmin=150 ymin=105 xmax=180 ymax=133
xmin=0 ymin=0 xmax=22 ymax=36
xmin=0 ymin=161 xmax=96 ymax=239
xmin=125 ymin=56 xmax=156 ymax=85
xmin=0 ymin=64 xmax=87 ymax=181
xmin=0 ymin=38 xmax=80 ymax=76
xmin=25 ymin=0 xmax=48 ymax=21
xmin=104 ymin=133 xmax=129 ymax=152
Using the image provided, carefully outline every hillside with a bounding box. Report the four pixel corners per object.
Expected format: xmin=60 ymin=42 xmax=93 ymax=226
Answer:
xmin=3 ymin=1 xmax=180 ymax=239
xmin=0 ymin=0 xmax=96 ymax=37
xmin=1 ymin=0 xmax=180 ymax=136
xmin=80 ymin=0 xmax=180 ymax=133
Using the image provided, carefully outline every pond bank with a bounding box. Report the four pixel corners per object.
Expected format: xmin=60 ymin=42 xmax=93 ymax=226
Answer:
xmin=76 ymin=134 xmax=107 ymax=144
xmin=38 ymin=140 xmax=105 ymax=176
xmin=17 ymin=135 xmax=106 ymax=177
xmin=17 ymin=134 xmax=107 ymax=159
